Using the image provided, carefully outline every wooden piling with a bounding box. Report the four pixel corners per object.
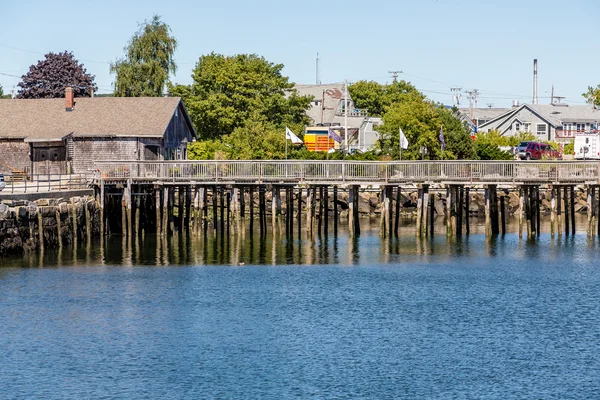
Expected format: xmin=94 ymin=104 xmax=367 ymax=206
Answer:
xmin=318 ymin=186 xmax=324 ymax=236
xmin=126 ymin=179 xmax=132 ymax=239
xmin=457 ymin=187 xmax=463 ymax=236
xmin=122 ymin=188 xmax=127 ymax=237
xmin=422 ymin=186 xmax=429 ymax=238
xmin=213 ymin=185 xmax=218 ymax=235
xmin=306 ymin=187 xmax=313 ymax=235
xmin=564 ymin=186 xmax=570 ymax=236
xmin=446 ymin=186 xmax=452 ymax=236
xmin=353 ymin=186 xmax=360 ymax=236
xmin=556 ymin=186 xmax=562 ymax=236
xmin=349 ymin=187 xmax=355 ymax=237
xmin=587 ymin=185 xmax=593 ymax=237
xmin=394 ymin=186 xmax=401 ymax=237
xmin=135 ymin=191 xmax=140 ymax=237
xmin=100 ymin=179 xmax=105 ymax=238
xmin=535 ymin=186 xmax=541 ymax=237
xmin=220 ymin=187 xmax=225 ymax=234
xmin=570 ymin=186 xmax=576 ymax=235
xmin=550 ymin=186 xmax=556 ymax=238
xmin=500 ymin=194 xmax=506 ymax=235
xmin=485 ymin=187 xmax=491 ymax=237
xmin=465 ymin=187 xmax=470 ymax=235
xmin=163 ymin=187 xmax=169 ymax=235
xmin=324 ymin=186 xmax=329 ymax=236
xmin=155 ymin=186 xmax=161 ymax=236
xmin=429 ymin=190 xmax=435 ymax=237
xmin=381 ymin=186 xmax=389 ymax=238
xmin=416 ymin=187 xmax=423 ymax=237
xmin=518 ymin=187 xmax=524 ymax=238
xmin=333 ymin=186 xmax=338 ymax=236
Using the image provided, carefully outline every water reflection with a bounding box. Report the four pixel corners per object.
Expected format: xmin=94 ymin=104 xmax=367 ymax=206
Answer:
xmin=3 ymin=214 xmax=599 ymax=269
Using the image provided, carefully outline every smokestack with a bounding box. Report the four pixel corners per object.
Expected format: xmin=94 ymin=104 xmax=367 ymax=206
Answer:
xmin=533 ymin=59 xmax=538 ymax=105
xmin=65 ymin=87 xmax=74 ymax=111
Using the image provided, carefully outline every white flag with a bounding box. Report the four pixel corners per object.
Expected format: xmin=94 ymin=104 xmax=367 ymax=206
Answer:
xmin=399 ymin=127 xmax=409 ymax=149
xmin=285 ymin=127 xmax=303 ymax=144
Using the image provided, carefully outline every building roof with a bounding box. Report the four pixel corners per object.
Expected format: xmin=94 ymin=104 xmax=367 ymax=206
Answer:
xmin=0 ymin=97 xmax=196 ymax=141
xmin=478 ymin=103 xmax=600 ymax=130
xmin=458 ymin=107 xmax=510 ymax=122
xmin=294 ymin=83 xmax=354 ymax=126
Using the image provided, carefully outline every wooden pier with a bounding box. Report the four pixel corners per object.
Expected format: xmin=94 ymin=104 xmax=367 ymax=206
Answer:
xmin=94 ymin=160 xmax=600 ymax=239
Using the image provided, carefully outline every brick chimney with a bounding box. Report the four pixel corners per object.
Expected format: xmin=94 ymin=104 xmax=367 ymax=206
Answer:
xmin=65 ymin=86 xmax=74 ymax=111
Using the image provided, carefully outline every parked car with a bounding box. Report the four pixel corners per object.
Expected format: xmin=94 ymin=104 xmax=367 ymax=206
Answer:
xmin=0 ymin=173 xmax=5 ymax=191
xmin=523 ymin=142 xmax=562 ymax=160
xmin=516 ymin=141 xmax=532 ymax=160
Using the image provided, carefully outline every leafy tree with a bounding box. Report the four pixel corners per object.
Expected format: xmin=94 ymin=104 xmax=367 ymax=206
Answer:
xmin=436 ymin=107 xmax=477 ymax=159
xmin=583 ymin=85 xmax=600 ymax=107
xmin=16 ymin=51 xmax=96 ymax=99
xmin=171 ymin=53 xmax=312 ymax=141
xmin=349 ymin=80 xmax=425 ymax=116
xmin=0 ymin=85 xmax=3 ymax=97
xmin=475 ymin=142 xmax=513 ymax=160
xmin=111 ymin=15 xmax=177 ymax=97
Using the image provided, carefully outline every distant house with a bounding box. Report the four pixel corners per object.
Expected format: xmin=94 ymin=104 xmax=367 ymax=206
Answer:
xmin=476 ymin=103 xmax=600 ymax=142
xmin=294 ymin=83 xmax=381 ymax=152
xmin=0 ymin=88 xmax=196 ymax=175
xmin=458 ymin=107 xmax=510 ymax=132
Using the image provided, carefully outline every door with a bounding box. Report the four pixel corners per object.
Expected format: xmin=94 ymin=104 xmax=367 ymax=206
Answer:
xmin=33 ymin=146 xmax=67 ymax=175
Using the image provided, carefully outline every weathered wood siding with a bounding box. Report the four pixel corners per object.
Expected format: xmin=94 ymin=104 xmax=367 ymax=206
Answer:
xmin=71 ymin=137 xmax=165 ymax=173
xmin=164 ymin=103 xmax=194 ymax=155
xmin=0 ymin=139 xmax=30 ymax=173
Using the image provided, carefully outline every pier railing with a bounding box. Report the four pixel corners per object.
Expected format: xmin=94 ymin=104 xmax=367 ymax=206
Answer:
xmin=94 ymin=160 xmax=600 ymax=185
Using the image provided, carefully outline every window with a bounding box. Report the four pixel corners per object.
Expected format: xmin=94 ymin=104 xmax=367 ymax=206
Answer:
xmin=576 ymin=123 xmax=586 ymax=132
xmin=524 ymin=123 xmax=531 ymax=132
xmin=514 ymin=122 xmax=521 ymax=132
xmin=536 ymin=124 xmax=547 ymax=136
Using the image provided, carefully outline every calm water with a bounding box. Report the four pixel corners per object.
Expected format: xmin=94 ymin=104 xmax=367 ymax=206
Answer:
xmin=1 ymin=217 xmax=600 ymax=399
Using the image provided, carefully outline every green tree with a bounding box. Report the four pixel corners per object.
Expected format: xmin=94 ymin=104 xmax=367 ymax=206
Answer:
xmin=0 ymin=85 xmax=3 ymax=97
xmin=111 ymin=15 xmax=177 ymax=97
xmin=171 ymin=53 xmax=312 ymax=141
xmin=349 ymin=80 xmax=425 ymax=116
xmin=583 ymin=85 xmax=600 ymax=107
xmin=436 ymin=107 xmax=477 ymax=159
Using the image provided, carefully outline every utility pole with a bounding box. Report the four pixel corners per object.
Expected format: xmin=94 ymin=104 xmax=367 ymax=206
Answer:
xmin=316 ymin=53 xmax=321 ymax=85
xmin=450 ymin=87 xmax=462 ymax=107
xmin=486 ymin=103 xmax=494 ymax=108
xmin=388 ymin=70 xmax=402 ymax=83
xmin=465 ymin=89 xmax=479 ymax=125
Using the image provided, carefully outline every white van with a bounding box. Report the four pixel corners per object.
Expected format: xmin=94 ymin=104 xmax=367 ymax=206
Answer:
xmin=574 ymin=134 xmax=600 ymax=160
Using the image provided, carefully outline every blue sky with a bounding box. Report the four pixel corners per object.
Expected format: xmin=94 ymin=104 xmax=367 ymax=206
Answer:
xmin=1 ymin=0 xmax=598 ymax=107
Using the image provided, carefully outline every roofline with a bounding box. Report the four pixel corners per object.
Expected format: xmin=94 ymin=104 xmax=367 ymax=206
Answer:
xmin=176 ymin=99 xmax=198 ymax=139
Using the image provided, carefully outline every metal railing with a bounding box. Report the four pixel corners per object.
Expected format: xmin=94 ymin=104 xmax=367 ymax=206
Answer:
xmin=0 ymin=173 xmax=91 ymax=194
xmin=94 ymin=160 xmax=600 ymax=185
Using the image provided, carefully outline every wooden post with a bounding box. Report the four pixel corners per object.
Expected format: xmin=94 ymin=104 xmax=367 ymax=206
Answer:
xmin=485 ymin=186 xmax=491 ymax=237
xmin=429 ymin=190 xmax=435 ymax=237
xmin=100 ymin=179 xmax=105 ymax=238
xmin=457 ymin=187 xmax=463 ymax=236
xmin=518 ymin=187 xmax=524 ymax=238
xmin=324 ymin=186 xmax=329 ymax=236
xmin=134 ymin=190 xmax=140 ymax=237
xmin=570 ymin=185 xmax=576 ymax=235
xmin=155 ymin=186 xmax=162 ymax=236
xmin=318 ymin=186 xmax=323 ymax=236
xmin=500 ymin=194 xmax=506 ymax=235
xmin=550 ymin=186 xmax=556 ymax=238
xmin=290 ymin=187 xmax=295 ymax=237
xmin=220 ymin=187 xmax=225 ymax=235
xmin=394 ymin=186 xmax=401 ymax=237
xmin=564 ymin=186 xmax=570 ymax=236
xmin=489 ymin=185 xmax=499 ymax=235
xmin=126 ymin=179 xmax=132 ymax=239
xmin=535 ymin=186 xmax=541 ymax=237
xmin=465 ymin=187 xmax=470 ymax=235
xmin=185 ymin=185 xmax=192 ymax=232
xmin=381 ymin=186 xmax=389 ymax=237
xmin=226 ymin=190 xmax=231 ymax=237
xmin=177 ymin=186 xmax=184 ymax=233
xmin=353 ymin=185 xmax=360 ymax=236
xmin=213 ymin=185 xmax=218 ymax=235
xmin=306 ymin=187 xmax=313 ymax=235
xmin=422 ymin=186 xmax=429 ymax=238
xmin=122 ymin=187 xmax=127 ymax=237
xmin=557 ymin=186 xmax=562 ymax=237
xmin=259 ymin=186 xmax=265 ymax=238
xmin=416 ymin=186 xmax=423 ymax=238
xmin=333 ymin=186 xmax=338 ymax=236
xmin=201 ymin=187 xmax=208 ymax=233
xmin=296 ymin=188 xmax=301 ymax=235
xmin=56 ymin=208 xmax=63 ymax=248
xmin=163 ymin=187 xmax=169 ymax=235
xmin=446 ymin=186 xmax=452 ymax=236
xmin=193 ymin=186 xmax=200 ymax=235
xmin=272 ymin=185 xmax=279 ymax=234
xmin=349 ymin=187 xmax=355 ymax=237
xmin=587 ymin=186 xmax=593 ymax=237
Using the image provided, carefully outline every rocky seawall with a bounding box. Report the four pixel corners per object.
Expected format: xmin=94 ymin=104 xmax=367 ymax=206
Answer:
xmin=0 ymin=196 xmax=101 ymax=257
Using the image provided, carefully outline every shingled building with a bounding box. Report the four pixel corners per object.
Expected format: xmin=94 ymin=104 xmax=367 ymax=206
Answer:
xmin=0 ymin=88 xmax=196 ymax=175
